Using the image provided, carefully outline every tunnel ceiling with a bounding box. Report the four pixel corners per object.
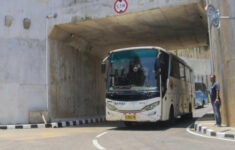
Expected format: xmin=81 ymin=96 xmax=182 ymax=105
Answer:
xmin=50 ymin=2 xmax=208 ymax=56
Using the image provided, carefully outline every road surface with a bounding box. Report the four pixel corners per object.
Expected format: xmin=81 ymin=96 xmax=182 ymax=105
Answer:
xmin=0 ymin=106 xmax=234 ymax=150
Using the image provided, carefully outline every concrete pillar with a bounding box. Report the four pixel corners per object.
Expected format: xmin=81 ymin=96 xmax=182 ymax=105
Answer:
xmin=209 ymin=0 xmax=235 ymax=126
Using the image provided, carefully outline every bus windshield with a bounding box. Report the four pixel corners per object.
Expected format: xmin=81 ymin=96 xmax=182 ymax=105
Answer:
xmin=107 ymin=49 xmax=159 ymax=92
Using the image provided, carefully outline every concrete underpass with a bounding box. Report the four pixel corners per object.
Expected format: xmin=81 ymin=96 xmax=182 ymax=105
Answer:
xmin=1 ymin=0 xmax=235 ymax=126
xmin=48 ymin=1 xmax=208 ymax=121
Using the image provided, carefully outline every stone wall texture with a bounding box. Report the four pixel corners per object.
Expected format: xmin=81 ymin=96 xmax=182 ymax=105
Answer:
xmin=3 ymin=0 xmax=233 ymax=125
xmin=208 ymin=0 xmax=235 ymax=126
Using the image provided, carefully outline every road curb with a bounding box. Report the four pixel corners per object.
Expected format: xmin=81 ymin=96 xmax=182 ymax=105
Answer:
xmin=0 ymin=116 xmax=106 ymax=130
xmin=194 ymin=122 xmax=235 ymax=140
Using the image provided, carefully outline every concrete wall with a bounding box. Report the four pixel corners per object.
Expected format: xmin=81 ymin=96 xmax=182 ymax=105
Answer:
xmin=209 ymin=0 xmax=235 ymax=126
xmin=51 ymin=0 xmax=201 ymax=26
xmin=50 ymin=0 xmax=207 ymax=54
xmin=0 ymin=0 xmax=206 ymax=124
xmin=49 ymin=40 xmax=105 ymax=120
xmin=0 ymin=0 xmax=49 ymax=124
xmin=182 ymin=57 xmax=210 ymax=83
xmin=47 ymin=0 xmax=206 ymax=121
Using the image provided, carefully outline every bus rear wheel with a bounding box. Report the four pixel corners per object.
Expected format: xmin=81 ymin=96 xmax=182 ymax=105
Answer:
xmin=168 ymin=106 xmax=175 ymax=125
xmin=202 ymin=100 xmax=205 ymax=108
xmin=124 ymin=122 xmax=133 ymax=127
xmin=186 ymin=104 xmax=193 ymax=119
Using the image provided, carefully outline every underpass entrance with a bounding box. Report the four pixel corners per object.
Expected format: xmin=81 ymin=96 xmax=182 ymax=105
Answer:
xmin=48 ymin=3 xmax=208 ymax=121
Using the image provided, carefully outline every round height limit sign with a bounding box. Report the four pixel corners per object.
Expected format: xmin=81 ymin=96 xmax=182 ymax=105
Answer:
xmin=114 ymin=0 xmax=128 ymax=14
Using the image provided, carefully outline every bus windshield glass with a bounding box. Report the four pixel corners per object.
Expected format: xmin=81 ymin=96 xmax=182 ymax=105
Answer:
xmin=108 ymin=49 xmax=159 ymax=92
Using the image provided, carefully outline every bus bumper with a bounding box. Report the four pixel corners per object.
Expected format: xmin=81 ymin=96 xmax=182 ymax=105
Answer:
xmin=106 ymin=108 xmax=161 ymax=122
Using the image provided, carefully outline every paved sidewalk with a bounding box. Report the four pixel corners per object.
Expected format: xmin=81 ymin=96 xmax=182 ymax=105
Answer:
xmin=194 ymin=109 xmax=235 ymax=140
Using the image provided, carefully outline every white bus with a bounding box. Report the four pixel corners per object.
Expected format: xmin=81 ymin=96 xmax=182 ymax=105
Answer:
xmin=101 ymin=47 xmax=195 ymax=126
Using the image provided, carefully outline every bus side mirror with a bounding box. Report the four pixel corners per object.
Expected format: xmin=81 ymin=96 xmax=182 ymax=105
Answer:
xmin=101 ymin=56 xmax=109 ymax=74
xmin=101 ymin=63 xmax=106 ymax=74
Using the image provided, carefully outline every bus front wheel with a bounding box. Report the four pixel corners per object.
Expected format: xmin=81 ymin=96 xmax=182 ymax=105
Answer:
xmin=168 ymin=106 xmax=175 ymax=125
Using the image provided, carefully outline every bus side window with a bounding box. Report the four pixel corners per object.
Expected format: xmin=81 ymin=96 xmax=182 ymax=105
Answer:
xmin=190 ymin=71 xmax=194 ymax=83
xmin=179 ymin=63 xmax=185 ymax=81
xmin=186 ymin=67 xmax=190 ymax=82
xmin=170 ymin=57 xmax=180 ymax=79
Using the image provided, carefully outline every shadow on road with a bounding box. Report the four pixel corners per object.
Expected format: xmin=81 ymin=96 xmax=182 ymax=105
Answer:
xmin=65 ymin=117 xmax=198 ymax=131
xmin=58 ymin=107 xmax=211 ymax=132
xmin=108 ymin=117 xmax=199 ymax=131
xmin=198 ymin=113 xmax=214 ymax=121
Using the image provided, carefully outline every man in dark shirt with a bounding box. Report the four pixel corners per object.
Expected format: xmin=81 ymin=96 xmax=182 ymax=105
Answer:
xmin=210 ymin=75 xmax=221 ymax=126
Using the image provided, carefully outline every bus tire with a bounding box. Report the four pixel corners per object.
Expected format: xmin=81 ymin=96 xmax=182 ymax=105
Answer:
xmin=187 ymin=104 xmax=193 ymax=119
xmin=168 ymin=106 xmax=175 ymax=125
xmin=124 ymin=122 xmax=133 ymax=127
xmin=202 ymin=101 xmax=205 ymax=108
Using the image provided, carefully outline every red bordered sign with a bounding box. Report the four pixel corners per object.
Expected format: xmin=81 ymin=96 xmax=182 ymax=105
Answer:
xmin=114 ymin=0 xmax=128 ymax=14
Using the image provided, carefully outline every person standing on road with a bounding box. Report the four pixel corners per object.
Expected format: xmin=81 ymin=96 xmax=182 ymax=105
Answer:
xmin=210 ymin=75 xmax=221 ymax=127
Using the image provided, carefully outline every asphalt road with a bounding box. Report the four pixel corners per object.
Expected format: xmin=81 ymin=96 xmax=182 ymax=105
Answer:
xmin=0 ymin=106 xmax=234 ymax=150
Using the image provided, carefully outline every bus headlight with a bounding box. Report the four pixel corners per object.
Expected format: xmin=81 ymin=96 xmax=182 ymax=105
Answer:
xmin=106 ymin=103 xmax=118 ymax=111
xmin=141 ymin=101 xmax=160 ymax=112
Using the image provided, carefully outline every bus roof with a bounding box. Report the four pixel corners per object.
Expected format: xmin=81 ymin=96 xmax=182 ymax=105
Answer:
xmin=109 ymin=46 xmax=168 ymax=54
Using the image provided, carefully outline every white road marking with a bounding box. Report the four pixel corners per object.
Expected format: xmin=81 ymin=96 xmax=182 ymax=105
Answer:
xmin=93 ymin=139 xmax=105 ymax=150
xmin=93 ymin=132 xmax=108 ymax=150
xmin=186 ymin=123 xmax=235 ymax=142
xmin=96 ymin=132 xmax=107 ymax=138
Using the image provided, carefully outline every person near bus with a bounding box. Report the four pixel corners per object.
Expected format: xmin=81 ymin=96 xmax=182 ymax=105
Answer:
xmin=210 ymin=75 xmax=221 ymax=127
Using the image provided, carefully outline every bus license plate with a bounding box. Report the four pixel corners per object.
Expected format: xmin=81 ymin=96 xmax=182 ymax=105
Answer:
xmin=125 ymin=115 xmax=136 ymax=120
